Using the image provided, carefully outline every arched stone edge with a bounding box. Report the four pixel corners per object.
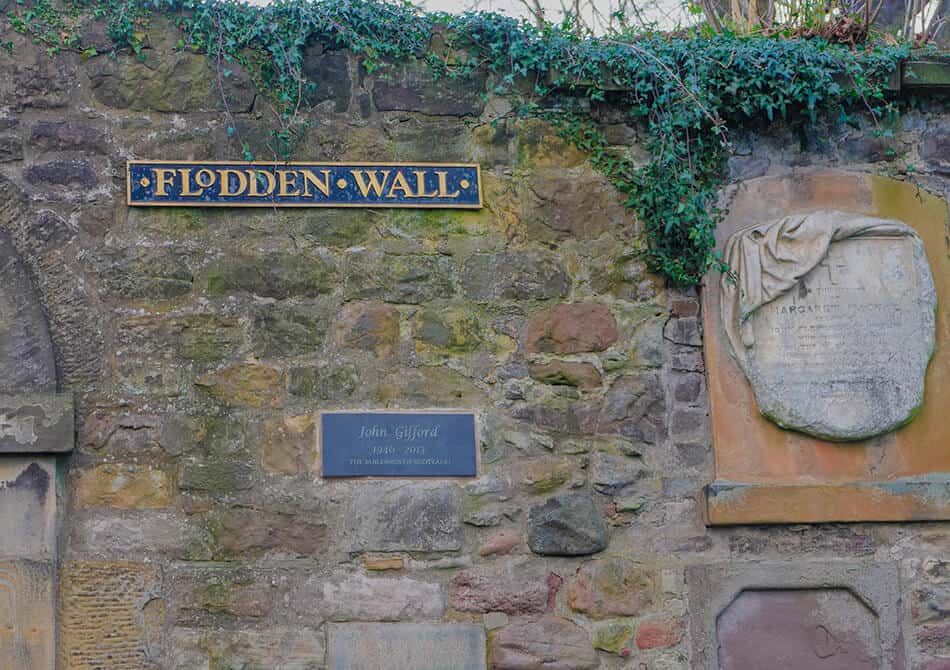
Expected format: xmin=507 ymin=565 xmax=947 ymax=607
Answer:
xmin=0 ymin=173 xmax=104 ymax=394
xmin=685 ymin=561 xmax=905 ymax=670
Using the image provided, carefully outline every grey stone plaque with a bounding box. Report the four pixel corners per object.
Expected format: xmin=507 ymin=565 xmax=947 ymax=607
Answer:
xmin=328 ymin=623 xmax=486 ymax=670
xmin=0 ymin=394 xmax=74 ymax=454
xmin=721 ymin=210 xmax=936 ymax=440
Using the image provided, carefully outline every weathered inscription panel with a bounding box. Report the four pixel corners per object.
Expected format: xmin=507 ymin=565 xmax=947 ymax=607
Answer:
xmin=747 ymin=235 xmax=935 ymax=439
xmin=328 ymin=623 xmax=486 ymax=670
xmin=320 ymin=411 xmax=477 ymax=477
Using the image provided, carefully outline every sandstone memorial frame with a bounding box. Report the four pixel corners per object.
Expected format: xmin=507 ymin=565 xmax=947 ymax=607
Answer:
xmin=704 ymin=170 xmax=950 ymax=524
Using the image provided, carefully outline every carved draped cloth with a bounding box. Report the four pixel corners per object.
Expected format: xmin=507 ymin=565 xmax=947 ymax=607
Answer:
xmin=720 ymin=209 xmax=914 ymax=368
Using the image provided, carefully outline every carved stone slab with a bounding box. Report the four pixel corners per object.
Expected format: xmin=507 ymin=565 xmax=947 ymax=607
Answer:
xmin=687 ymin=561 xmax=903 ymax=670
xmin=721 ymin=211 xmax=936 ymax=441
xmin=0 ymin=394 xmax=73 ymax=454
xmin=0 ymin=458 xmax=56 ymax=560
xmin=327 ymin=623 xmax=486 ymax=670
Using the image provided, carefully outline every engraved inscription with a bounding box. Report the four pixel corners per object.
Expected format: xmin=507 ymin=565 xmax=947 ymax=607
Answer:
xmin=321 ymin=412 xmax=477 ymax=477
xmin=748 ymin=236 xmax=935 ymax=439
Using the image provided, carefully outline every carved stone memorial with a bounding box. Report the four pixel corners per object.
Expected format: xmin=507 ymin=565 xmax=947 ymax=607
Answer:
xmin=704 ymin=171 xmax=950 ymax=524
xmin=720 ymin=210 xmax=936 ymax=441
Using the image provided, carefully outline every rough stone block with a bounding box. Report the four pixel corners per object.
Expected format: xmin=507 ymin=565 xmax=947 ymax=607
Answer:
xmin=527 ymin=493 xmax=608 ymax=556
xmin=0 ymin=393 xmax=73 ymax=454
xmin=449 ymin=570 xmax=547 ymax=615
xmin=171 ymin=626 xmax=324 ymax=670
xmin=491 ymin=616 xmax=598 ymax=670
xmin=343 ymin=250 xmax=455 ymax=304
xmin=0 ymin=135 xmax=23 ymax=162
xmin=460 ymin=251 xmax=571 ymax=301
xmin=328 ymin=623 xmax=485 ymax=670
xmin=335 ymin=302 xmax=401 ymax=356
xmin=25 ymin=159 xmax=97 ymax=186
xmin=372 ymin=62 xmax=486 ymax=116
xmin=59 ymin=561 xmax=163 ymax=670
xmin=347 ymin=482 xmax=461 ymax=552
xmin=525 ymin=303 xmax=617 ymax=354
xmin=567 ymin=557 xmax=656 ymax=619
xmin=297 ymin=572 xmax=444 ymax=621
xmin=30 ymin=121 xmax=108 ymax=153
xmin=74 ymin=464 xmax=172 ymax=509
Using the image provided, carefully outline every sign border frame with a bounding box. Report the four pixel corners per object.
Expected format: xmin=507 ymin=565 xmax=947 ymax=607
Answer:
xmin=316 ymin=408 xmax=480 ymax=480
xmin=126 ymin=160 xmax=483 ymax=209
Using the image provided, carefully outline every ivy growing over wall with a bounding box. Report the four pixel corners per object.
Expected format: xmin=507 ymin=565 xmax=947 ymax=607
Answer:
xmin=3 ymin=0 xmax=907 ymax=285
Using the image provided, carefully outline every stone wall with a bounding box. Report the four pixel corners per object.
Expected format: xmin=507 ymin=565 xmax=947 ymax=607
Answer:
xmin=0 ymin=16 xmax=949 ymax=670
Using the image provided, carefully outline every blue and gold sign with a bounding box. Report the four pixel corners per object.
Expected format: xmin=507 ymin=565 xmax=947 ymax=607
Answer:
xmin=127 ymin=160 xmax=482 ymax=208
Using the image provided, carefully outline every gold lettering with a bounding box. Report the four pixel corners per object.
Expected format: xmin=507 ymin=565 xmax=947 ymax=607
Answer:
xmin=278 ymin=170 xmax=301 ymax=197
xmin=178 ymin=168 xmax=204 ymax=197
xmin=194 ymin=168 xmax=215 ymax=190
xmin=217 ymin=169 xmax=248 ymax=197
xmin=386 ymin=171 xmax=413 ymax=199
xmin=350 ymin=170 xmax=390 ymax=198
xmin=152 ymin=168 xmax=176 ymax=197
xmin=435 ymin=171 xmax=460 ymax=198
xmin=246 ymin=169 xmax=276 ymax=197
xmin=412 ymin=170 xmax=439 ymax=198
xmin=300 ymin=169 xmax=332 ymax=198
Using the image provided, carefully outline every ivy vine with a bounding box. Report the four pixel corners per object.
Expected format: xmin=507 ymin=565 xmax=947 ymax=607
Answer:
xmin=3 ymin=0 xmax=908 ymax=285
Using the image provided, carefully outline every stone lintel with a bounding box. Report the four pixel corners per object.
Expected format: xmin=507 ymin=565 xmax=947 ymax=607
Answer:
xmin=0 ymin=393 xmax=74 ymax=454
xmin=706 ymin=475 xmax=950 ymax=525
xmin=687 ymin=561 xmax=903 ymax=670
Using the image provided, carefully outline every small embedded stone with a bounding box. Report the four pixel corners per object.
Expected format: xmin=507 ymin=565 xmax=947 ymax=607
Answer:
xmin=449 ymin=571 xmax=547 ymax=615
xmin=663 ymin=316 xmax=701 ymax=346
xmin=413 ymin=306 xmax=482 ymax=352
xmin=593 ymin=622 xmax=635 ymax=654
xmin=529 ymin=361 xmax=602 ymax=389
xmin=363 ymin=555 xmax=405 ymax=571
xmin=525 ymin=304 xmax=617 ymax=354
xmin=30 ymin=120 xmax=108 ymax=153
xmin=214 ymin=507 xmax=328 ymax=558
xmin=460 ymin=251 xmax=571 ymax=301
xmin=74 ymin=464 xmax=172 ymax=510
xmin=26 ymin=159 xmax=97 ymax=186
xmin=479 ymin=531 xmax=520 ymax=557
xmin=491 ymin=616 xmax=599 ymax=670
xmin=195 ymin=363 xmax=283 ymax=407
xmin=335 ymin=302 xmax=400 ymax=356
xmin=567 ymin=557 xmax=656 ymax=619
xmin=635 ymin=619 xmax=683 ymax=650
xmin=527 ymin=493 xmax=608 ymax=556
xmin=260 ymin=414 xmax=316 ymax=476
xmin=0 ymin=135 xmax=23 ymax=162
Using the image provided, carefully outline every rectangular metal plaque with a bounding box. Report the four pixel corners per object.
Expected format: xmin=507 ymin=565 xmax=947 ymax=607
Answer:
xmin=127 ymin=161 xmax=481 ymax=208
xmin=320 ymin=411 xmax=477 ymax=478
